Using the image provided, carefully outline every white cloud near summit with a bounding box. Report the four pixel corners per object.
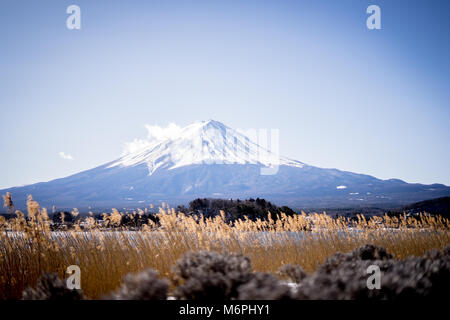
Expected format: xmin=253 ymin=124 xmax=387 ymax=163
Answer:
xmin=123 ymin=123 xmax=183 ymax=155
xmin=59 ymin=152 xmax=74 ymax=161
xmin=145 ymin=123 xmax=183 ymax=142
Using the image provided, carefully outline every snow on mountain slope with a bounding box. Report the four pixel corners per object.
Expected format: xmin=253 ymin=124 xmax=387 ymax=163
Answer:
xmin=107 ymin=120 xmax=304 ymax=175
xmin=2 ymin=120 xmax=450 ymax=210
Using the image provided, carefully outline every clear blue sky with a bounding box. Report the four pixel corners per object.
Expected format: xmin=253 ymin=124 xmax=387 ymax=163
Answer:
xmin=1 ymin=0 xmax=449 ymax=189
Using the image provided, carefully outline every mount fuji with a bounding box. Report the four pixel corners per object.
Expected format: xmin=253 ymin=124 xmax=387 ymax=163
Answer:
xmin=2 ymin=120 xmax=450 ymax=210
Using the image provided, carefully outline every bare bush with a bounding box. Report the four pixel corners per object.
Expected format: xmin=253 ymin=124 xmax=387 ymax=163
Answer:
xmin=22 ymin=273 xmax=84 ymax=300
xmin=106 ymin=269 xmax=169 ymax=300
xmin=237 ymin=272 xmax=293 ymax=300
xmin=172 ymin=251 xmax=253 ymax=300
xmin=294 ymin=244 xmax=450 ymax=299
xmin=279 ymin=264 xmax=308 ymax=283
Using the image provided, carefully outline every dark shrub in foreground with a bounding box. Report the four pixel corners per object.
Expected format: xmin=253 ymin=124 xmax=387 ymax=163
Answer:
xmin=279 ymin=264 xmax=308 ymax=284
xmin=22 ymin=273 xmax=84 ymax=300
xmin=172 ymin=251 xmax=254 ymax=300
xmin=317 ymin=244 xmax=393 ymax=274
xmin=106 ymin=269 xmax=169 ymax=300
xmin=237 ymin=272 xmax=293 ymax=300
xmin=295 ymin=244 xmax=450 ymax=299
xmin=22 ymin=245 xmax=450 ymax=300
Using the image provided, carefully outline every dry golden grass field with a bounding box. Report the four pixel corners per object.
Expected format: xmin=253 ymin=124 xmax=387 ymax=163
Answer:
xmin=1 ymin=195 xmax=449 ymax=299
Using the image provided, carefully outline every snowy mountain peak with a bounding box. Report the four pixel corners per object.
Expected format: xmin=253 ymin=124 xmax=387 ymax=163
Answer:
xmin=108 ymin=120 xmax=304 ymax=175
xmin=4 ymin=119 xmax=450 ymax=209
